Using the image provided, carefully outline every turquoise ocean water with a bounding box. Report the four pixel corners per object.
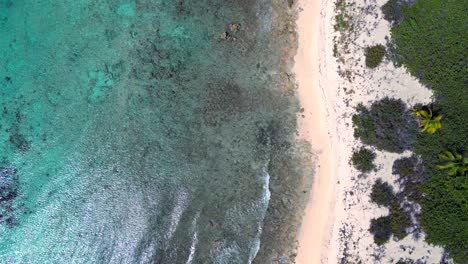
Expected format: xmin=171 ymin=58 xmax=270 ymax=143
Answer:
xmin=0 ymin=1 xmax=310 ymax=263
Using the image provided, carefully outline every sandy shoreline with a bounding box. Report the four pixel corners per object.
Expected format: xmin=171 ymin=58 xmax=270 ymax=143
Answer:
xmin=294 ymin=0 xmax=336 ymax=263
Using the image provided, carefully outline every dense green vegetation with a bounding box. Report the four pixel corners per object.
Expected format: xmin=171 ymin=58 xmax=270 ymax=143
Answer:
xmin=351 ymin=147 xmax=376 ymax=173
xmin=365 ymin=44 xmax=386 ymax=68
xmin=389 ymin=0 xmax=468 ymax=262
xmin=352 ymin=97 xmax=417 ymax=153
xmin=370 ymin=178 xmax=396 ymax=207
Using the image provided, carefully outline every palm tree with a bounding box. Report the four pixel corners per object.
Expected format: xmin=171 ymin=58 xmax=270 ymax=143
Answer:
xmin=437 ymin=151 xmax=468 ymax=176
xmin=412 ymin=108 xmax=442 ymax=134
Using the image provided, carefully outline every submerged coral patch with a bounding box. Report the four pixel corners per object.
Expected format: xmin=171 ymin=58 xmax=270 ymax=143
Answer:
xmin=0 ymin=167 xmax=18 ymax=228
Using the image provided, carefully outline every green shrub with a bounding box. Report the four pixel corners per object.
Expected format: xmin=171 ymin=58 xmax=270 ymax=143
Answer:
xmin=369 ymin=216 xmax=392 ymax=245
xmin=370 ymin=178 xmax=396 ymax=207
xmin=365 ymin=44 xmax=385 ymax=68
xmin=352 ymin=97 xmax=417 ymax=153
xmin=351 ymin=147 xmax=376 ymax=173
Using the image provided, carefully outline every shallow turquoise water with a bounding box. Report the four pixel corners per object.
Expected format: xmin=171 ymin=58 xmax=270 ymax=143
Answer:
xmin=0 ymin=1 xmax=302 ymax=263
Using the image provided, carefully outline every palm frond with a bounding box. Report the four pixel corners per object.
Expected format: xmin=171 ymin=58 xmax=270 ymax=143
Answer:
xmin=438 ymin=151 xmax=468 ymax=176
xmin=439 ymin=151 xmax=455 ymax=161
xmin=448 ymin=167 xmax=459 ymax=176
xmin=437 ymin=162 xmax=455 ymax=169
xmin=419 ymin=110 xmax=430 ymax=118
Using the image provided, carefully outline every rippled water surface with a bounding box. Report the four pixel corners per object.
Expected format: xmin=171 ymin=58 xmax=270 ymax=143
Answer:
xmin=0 ymin=1 xmax=308 ymax=263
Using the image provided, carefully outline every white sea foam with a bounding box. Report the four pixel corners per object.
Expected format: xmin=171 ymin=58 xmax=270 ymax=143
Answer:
xmin=165 ymin=189 xmax=189 ymax=241
xmin=185 ymin=213 xmax=200 ymax=264
xmin=186 ymin=231 xmax=198 ymax=263
xmin=248 ymin=167 xmax=271 ymax=263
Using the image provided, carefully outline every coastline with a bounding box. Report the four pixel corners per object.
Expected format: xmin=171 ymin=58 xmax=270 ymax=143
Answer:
xmin=294 ymin=0 xmax=336 ymax=263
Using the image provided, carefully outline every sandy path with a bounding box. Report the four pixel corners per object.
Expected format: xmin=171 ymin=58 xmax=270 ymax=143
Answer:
xmin=294 ymin=0 xmax=336 ymax=263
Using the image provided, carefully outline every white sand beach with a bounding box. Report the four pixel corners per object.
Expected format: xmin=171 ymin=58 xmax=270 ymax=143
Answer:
xmin=294 ymin=0 xmax=336 ymax=263
xmin=294 ymin=0 xmax=447 ymax=263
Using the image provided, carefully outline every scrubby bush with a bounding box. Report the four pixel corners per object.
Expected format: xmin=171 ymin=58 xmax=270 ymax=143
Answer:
xmin=369 ymin=215 xmax=392 ymax=245
xmin=334 ymin=0 xmax=352 ymax=31
xmin=365 ymin=44 xmax=385 ymax=68
xmin=351 ymin=147 xmax=376 ymax=173
xmin=352 ymin=97 xmax=417 ymax=153
xmin=392 ymin=156 xmax=426 ymax=200
xmin=369 ymin=205 xmax=411 ymax=245
xmin=381 ymin=0 xmax=407 ymax=25
xmin=396 ymin=259 xmax=413 ymax=264
xmin=370 ymin=178 xmax=396 ymax=207
xmin=390 ymin=204 xmax=411 ymax=240
xmin=369 ymin=178 xmax=411 ymax=244
xmin=393 ymin=156 xmax=420 ymax=178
